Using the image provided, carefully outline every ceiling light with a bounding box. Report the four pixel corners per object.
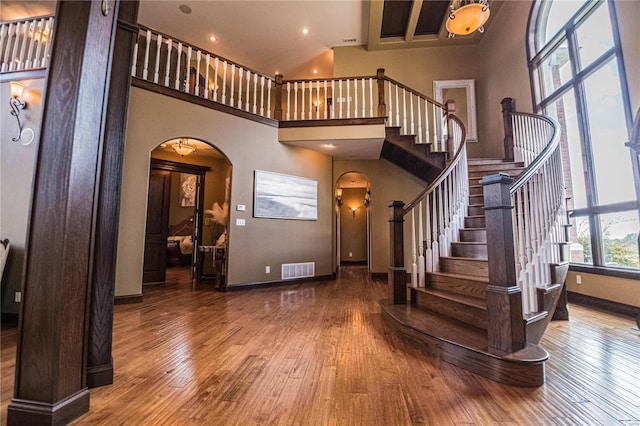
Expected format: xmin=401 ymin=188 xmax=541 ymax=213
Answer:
xmin=178 ymin=4 xmax=192 ymax=14
xmin=209 ymin=35 xmax=216 ymax=42
xmin=313 ymin=69 xmax=318 ymax=74
xmin=171 ymin=138 xmax=196 ymax=156
xmin=446 ymin=0 xmax=490 ymax=38
xmin=302 ymin=27 xmax=309 ymax=35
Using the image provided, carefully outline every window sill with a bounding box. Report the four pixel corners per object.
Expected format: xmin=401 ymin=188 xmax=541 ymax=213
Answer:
xmin=569 ymin=263 xmax=640 ymax=280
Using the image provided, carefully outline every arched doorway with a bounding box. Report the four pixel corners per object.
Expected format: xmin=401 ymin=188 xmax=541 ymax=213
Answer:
xmin=143 ymin=137 xmax=232 ymax=289
xmin=336 ymin=172 xmax=371 ymax=270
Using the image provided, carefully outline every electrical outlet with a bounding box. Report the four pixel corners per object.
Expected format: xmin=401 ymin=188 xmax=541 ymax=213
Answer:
xmin=349 ymin=252 xmax=353 ymax=257
xmin=265 ymin=266 xmax=270 ymax=273
xmin=576 ymin=274 xmax=582 ymax=284
xmin=15 ymin=292 xmax=21 ymax=302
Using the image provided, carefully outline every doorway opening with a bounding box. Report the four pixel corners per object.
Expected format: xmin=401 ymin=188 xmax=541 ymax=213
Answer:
xmin=336 ymin=172 xmax=371 ymax=270
xmin=142 ymin=137 xmax=232 ymax=290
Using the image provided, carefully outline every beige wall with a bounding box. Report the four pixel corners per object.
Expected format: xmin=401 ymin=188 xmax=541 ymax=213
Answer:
xmin=567 ymin=271 xmax=639 ymax=308
xmin=0 ymin=79 xmax=44 ymax=315
xmin=617 ymin=0 xmax=640 ymax=115
xmin=116 ymin=87 xmax=333 ymax=297
xmin=334 ymin=160 xmax=425 ymax=274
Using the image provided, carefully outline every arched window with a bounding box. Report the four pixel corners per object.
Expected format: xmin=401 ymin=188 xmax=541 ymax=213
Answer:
xmin=528 ymin=0 xmax=639 ymax=270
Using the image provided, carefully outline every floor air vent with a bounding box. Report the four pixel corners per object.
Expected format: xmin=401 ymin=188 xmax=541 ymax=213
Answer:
xmin=282 ymin=262 xmax=315 ymax=280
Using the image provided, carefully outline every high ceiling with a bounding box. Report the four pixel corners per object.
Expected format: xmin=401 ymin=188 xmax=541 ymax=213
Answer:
xmin=2 ymin=1 xmax=501 ymax=80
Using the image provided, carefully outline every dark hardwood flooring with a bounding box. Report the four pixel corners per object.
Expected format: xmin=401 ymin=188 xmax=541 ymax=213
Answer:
xmin=2 ymin=266 xmax=639 ymax=425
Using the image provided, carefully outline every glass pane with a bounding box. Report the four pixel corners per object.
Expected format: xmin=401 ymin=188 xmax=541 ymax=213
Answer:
xmin=599 ymin=211 xmax=640 ymax=269
xmin=576 ymin=3 xmax=614 ymax=70
xmin=544 ymin=0 xmax=584 ymax=44
xmin=540 ymin=41 xmax=571 ymax=99
xmin=545 ymin=90 xmax=588 ymax=210
xmin=584 ymin=59 xmax=636 ymax=205
xmin=570 ymin=216 xmax=593 ymax=264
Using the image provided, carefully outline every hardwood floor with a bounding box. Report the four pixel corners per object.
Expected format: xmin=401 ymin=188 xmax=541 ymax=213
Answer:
xmin=2 ymin=266 xmax=639 ymax=425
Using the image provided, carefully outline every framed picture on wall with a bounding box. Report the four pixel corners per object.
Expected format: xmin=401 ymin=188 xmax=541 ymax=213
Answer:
xmin=179 ymin=173 xmax=197 ymax=207
xmin=254 ymin=170 xmax=318 ymax=220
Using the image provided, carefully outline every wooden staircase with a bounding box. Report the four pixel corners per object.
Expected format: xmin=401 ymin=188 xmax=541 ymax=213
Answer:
xmin=381 ymin=157 xmax=563 ymax=387
xmin=380 ymin=127 xmax=447 ymax=183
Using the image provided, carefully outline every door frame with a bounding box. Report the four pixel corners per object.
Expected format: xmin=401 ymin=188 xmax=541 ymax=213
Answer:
xmin=150 ymin=158 xmax=211 ymax=278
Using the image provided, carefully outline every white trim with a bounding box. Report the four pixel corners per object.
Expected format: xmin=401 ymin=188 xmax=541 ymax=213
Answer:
xmin=433 ymin=79 xmax=478 ymax=143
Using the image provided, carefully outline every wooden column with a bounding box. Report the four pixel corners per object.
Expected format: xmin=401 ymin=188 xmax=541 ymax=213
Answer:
xmin=388 ymin=201 xmax=406 ymax=304
xmin=501 ymin=97 xmax=515 ymax=162
xmin=377 ymin=68 xmax=386 ymax=119
xmin=7 ymin=1 xmax=120 ymax=424
xmin=86 ymin=0 xmax=139 ymax=389
xmin=445 ymin=99 xmax=456 ymax=159
xmin=479 ymin=173 xmax=525 ymax=356
xmin=274 ymin=74 xmax=283 ymax=120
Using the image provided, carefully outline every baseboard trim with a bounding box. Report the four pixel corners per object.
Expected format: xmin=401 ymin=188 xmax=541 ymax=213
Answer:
xmin=370 ymin=272 xmax=388 ymax=280
xmin=7 ymin=388 xmax=90 ymax=425
xmin=87 ymin=362 xmax=114 ymax=389
xmin=226 ymin=274 xmax=335 ymax=292
xmin=567 ymin=291 xmax=639 ymax=318
xmin=113 ymin=294 xmax=143 ymax=305
xmin=340 ymin=260 xmax=368 ymax=266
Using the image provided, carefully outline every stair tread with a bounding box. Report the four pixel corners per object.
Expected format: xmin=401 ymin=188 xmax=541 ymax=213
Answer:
xmin=466 ymin=214 xmax=485 ymax=219
xmin=441 ymin=256 xmax=487 ymax=262
xmin=452 ymin=241 xmax=486 ymax=246
xmin=461 ymin=227 xmax=486 ymax=231
xmin=414 ymin=287 xmax=486 ymax=309
xmin=428 ymin=271 xmax=489 ymax=283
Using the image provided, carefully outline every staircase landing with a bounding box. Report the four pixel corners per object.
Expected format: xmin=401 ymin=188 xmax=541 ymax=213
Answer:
xmin=380 ymin=300 xmax=548 ymax=387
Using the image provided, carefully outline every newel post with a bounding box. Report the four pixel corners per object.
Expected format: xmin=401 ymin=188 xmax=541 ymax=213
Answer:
xmin=388 ymin=201 xmax=407 ymax=304
xmin=501 ymin=97 xmax=515 ymax=162
xmin=274 ymin=73 xmax=283 ymax=121
xmin=445 ymin=99 xmax=456 ymax=159
xmin=377 ymin=68 xmax=387 ymax=119
xmin=480 ymin=173 xmax=525 ymax=355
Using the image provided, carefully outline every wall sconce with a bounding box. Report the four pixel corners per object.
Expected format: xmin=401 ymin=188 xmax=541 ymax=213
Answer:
xmin=364 ymin=190 xmax=371 ymax=207
xmin=335 ymin=188 xmax=343 ymax=206
xmin=351 ymin=207 xmax=357 ymax=218
xmin=9 ymin=81 xmax=34 ymax=146
xmin=171 ymin=138 xmax=196 ymax=156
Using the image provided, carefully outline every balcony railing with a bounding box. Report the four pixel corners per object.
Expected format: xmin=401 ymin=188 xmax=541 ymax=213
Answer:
xmin=0 ymin=15 xmax=54 ymax=73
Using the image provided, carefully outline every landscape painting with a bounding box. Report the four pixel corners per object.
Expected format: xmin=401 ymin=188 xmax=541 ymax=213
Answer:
xmin=254 ymin=170 xmax=318 ymax=220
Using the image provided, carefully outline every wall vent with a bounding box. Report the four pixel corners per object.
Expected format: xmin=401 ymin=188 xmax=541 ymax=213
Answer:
xmin=282 ymin=262 xmax=315 ymax=280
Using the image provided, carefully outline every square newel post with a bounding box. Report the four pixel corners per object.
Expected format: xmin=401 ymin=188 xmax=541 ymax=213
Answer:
xmin=388 ymin=201 xmax=407 ymax=304
xmin=479 ymin=173 xmax=525 ymax=355
xmin=445 ymin=99 xmax=456 ymax=159
xmin=377 ymin=68 xmax=387 ymax=119
xmin=501 ymin=97 xmax=515 ymax=162
xmin=274 ymin=74 xmax=283 ymax=120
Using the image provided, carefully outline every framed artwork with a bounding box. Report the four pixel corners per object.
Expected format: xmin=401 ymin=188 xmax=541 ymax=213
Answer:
xmin=179 ymin=173 xmax=197 ymax=207
xmin=254 ymin=170 xmax=318 ymax=220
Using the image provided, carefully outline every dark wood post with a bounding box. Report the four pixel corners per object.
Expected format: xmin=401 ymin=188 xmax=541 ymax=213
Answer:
xmin=86 ymin=0 xmax=139 ymax=390
xmin=502 ymin=97 xmax=515 ymax=162
xmin=377 ymin=68 xmax=387 ymax=119
xmin=274 ymin=74 xmax=283 ymax=120
xmin=445 ymin=99 xmax=456 ymax=159
xmin=388 ymin=201 xmax=407 ymax=304
xmin=7 ymin=1 xmax=121 ymax=424
xmin=479 ymin=173 xmax=525 ymax=355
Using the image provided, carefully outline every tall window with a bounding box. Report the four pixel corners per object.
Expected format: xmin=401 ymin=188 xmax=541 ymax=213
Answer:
xmin=528 ymin=0 xmax=639 ymax=270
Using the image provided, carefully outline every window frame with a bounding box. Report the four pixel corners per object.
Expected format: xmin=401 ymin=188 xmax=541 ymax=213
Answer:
xmin=526 ymin=0 xmax=640 ymax=274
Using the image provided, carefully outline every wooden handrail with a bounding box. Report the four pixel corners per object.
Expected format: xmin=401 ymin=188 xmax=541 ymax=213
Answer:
xmin=282 ymin=75 xmax=377 ymax=84
xmin=509 ymin=113 xmax=560 ymax=194
xmin=403 ymin=114 xmax=467 ymax=214
xmin=0 ymin=14 xmax=53 ymax=26
xmin=383 ymin=76 xmax=445 ymax=109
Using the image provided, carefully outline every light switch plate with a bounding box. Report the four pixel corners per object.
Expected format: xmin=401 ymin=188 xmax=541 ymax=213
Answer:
xmin=237 ymin=204 xmax=246 ymax=211
xmin=236 ymin=218 xmax=246 ymax=226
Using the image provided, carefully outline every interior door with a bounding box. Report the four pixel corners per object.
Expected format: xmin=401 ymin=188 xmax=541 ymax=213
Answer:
xmin=143 ymin=170 xmax=171 ymax=283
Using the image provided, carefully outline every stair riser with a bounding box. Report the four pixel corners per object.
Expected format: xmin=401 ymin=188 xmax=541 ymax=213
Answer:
xmin=440 ymin=258 xmax=488 ymax=277
xmin=469 ymin=186 xmax=483 ymax=196
xmin=426 ymin=274 xmax=487 ymax=299
xmin=451 ymin=243 xmax=487 ymax=259
xmin=413 ymin=290 xmax=487 ymax=329
xmin=468 ymin=205 xmax=485 ymax=216
xmin=459 ymin=229 xmax=487 ymax=243
xmin=469 ymin=169 xmax=523 ymax=179
xmin=468 ymin=162 xmax=524 ymax=172
xmin=465 ymin=216 xmax=486 ymax=228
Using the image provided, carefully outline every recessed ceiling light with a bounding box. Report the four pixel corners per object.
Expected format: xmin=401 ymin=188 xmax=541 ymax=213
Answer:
xmin=209 ymin=35 xmax=216 ymax=42
xmin=302 ymin=27 xmax=309 ymax=35
xmin=178 ymin=4 xmax=192 ymax=14
xmin=313 ymin=69 xmax=318 ymax=74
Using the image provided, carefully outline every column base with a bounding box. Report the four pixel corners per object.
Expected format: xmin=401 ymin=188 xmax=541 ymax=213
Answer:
xmin=7 ymin=388 xmax=90 ymax=426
